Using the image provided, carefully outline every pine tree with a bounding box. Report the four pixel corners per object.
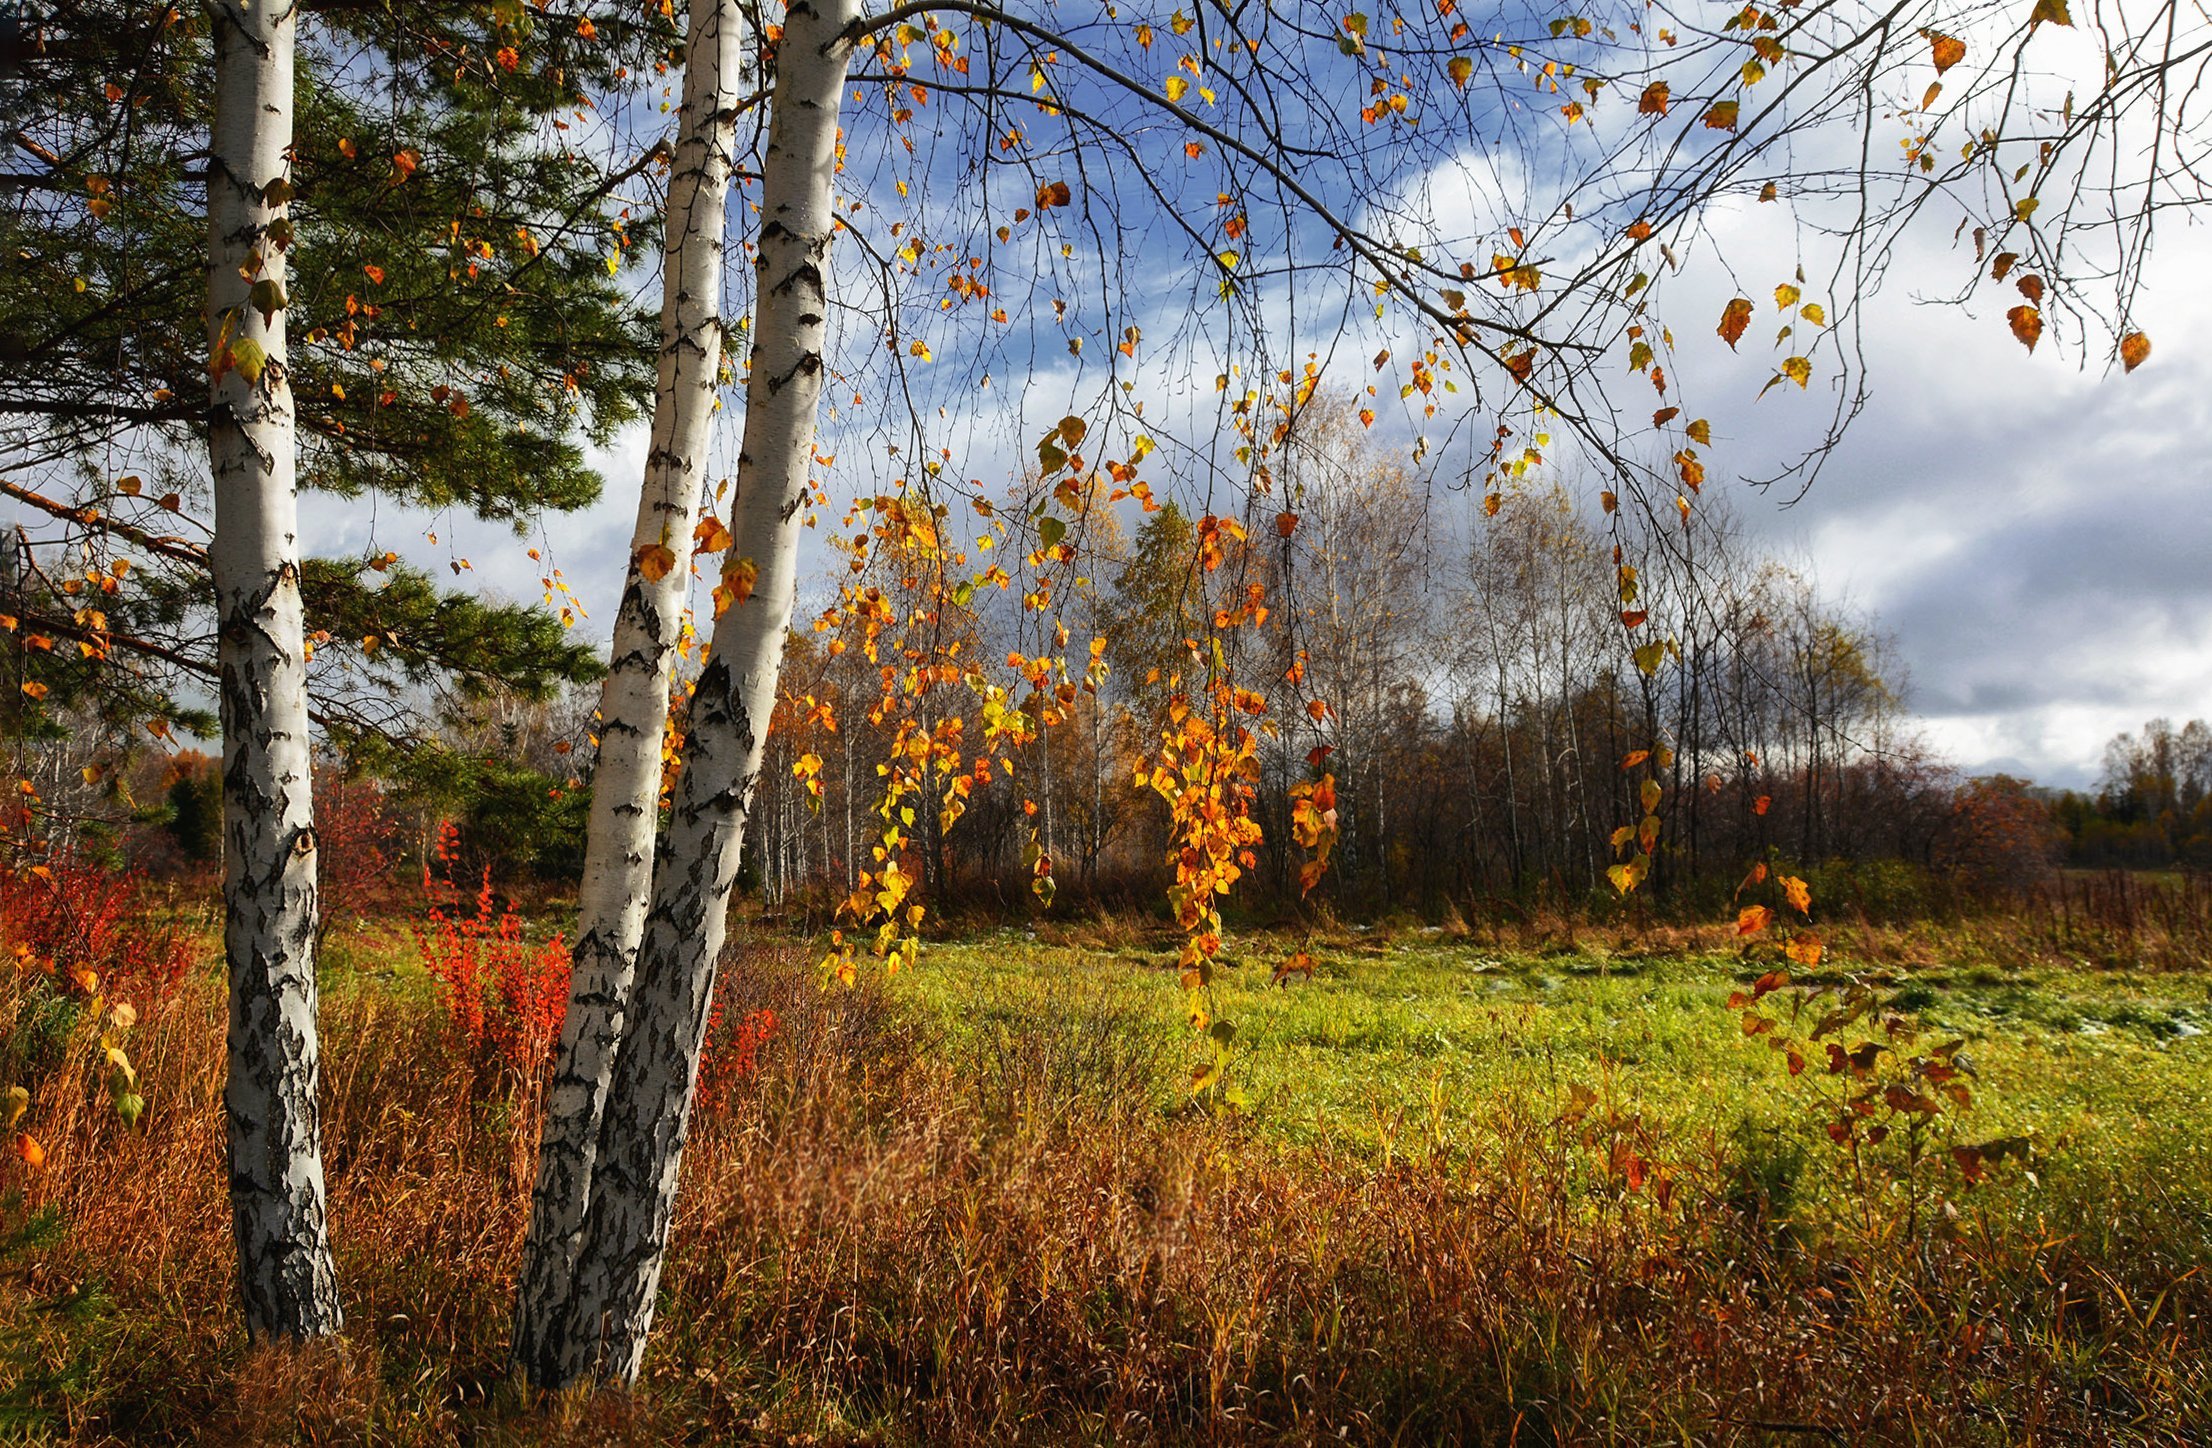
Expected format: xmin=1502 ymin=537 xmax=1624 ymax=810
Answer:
xmin=0 ymin=2 xmax=668 ymax=740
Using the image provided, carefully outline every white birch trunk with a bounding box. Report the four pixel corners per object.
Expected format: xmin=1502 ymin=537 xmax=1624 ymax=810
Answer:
xmin=553 ymin=0 xmax=858 ymax=1386
xmin=510 ymin=0 xmax=748 ymax=1382
xmin=206 ymin=0 xmax=342 ymax=1340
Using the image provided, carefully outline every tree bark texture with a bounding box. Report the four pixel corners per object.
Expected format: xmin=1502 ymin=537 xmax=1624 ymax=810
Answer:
xmin=207 ymin=0 xmax=342 ymax=1341
xmin=553 ymin=0 xmax=858 ymax=1387
xmin=510 ymin=0 xmax=749 ymax=1382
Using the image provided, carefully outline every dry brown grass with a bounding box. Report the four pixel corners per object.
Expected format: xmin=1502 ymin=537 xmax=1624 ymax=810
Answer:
xmin=0 ymin=940 xmax=2204 ymax=1445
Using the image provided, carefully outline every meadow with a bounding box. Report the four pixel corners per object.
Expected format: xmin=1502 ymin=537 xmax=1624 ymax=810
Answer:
xmin=2 ymin=901 xmax=2208 ymax=1444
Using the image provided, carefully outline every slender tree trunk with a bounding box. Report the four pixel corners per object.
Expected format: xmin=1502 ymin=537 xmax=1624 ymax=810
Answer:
xmin=510 ymin=0 xmax=749 ymax=1383
xmin=207 ymin=0 xmax=341 ymax=1341
xmin=843 ymin=704 xmax=856 ymax=890
xmin=552 ymin=0 xmax=858 ymax=1387
xmin=1090 ymin=693 xmax=1105 ymax=887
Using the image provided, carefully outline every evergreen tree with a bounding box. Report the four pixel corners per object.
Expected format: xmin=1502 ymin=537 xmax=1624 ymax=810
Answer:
xmin=0 ymin=2 xmax=671 ymax=747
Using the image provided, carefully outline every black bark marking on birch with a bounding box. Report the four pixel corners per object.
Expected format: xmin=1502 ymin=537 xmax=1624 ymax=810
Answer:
xmin=768 ymin=353 xmax=823 ymax=392
xmin=771 ymin=259 xmax=825 ymax=298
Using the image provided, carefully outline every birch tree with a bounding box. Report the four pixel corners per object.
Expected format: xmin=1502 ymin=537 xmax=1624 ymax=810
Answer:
xmin=510 ymin=0 xmax=751 ymax=1384
xmin=204 ymin=0 xmax=341 ymax=1340
xmin=532 ymin=0 xmax=860 ymax=1388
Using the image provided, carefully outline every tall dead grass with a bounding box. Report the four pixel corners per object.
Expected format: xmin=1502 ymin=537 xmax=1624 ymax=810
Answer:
xmin=0 ymin=941 xmax=2204 ymax=1444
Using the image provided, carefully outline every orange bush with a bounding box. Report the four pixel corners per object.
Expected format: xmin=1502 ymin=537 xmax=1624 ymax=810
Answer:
xmin=412 ymin=821 xmax=569 ymax=1087
xmin=0 ymin=852 xmax=192 ymax=999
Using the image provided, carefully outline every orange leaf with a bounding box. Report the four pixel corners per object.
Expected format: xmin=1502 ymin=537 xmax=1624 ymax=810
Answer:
xmin=723 ymin=556 xmax=760 ymax=606
xmin=1638 ymin=81 xmax=1669 ymax=115
xmin=1717 ymin=298 xmax=1753 ymax=350
xmin=13 ymin=1132 xmax=42 ymax=1169
xmin=2121 ymin=332 xmax=2151 ymax=372
xmin=1736 ymin=905 xmax=1773 ymax=936
xmin=1275 ymin=511 xmax=1299 ymax=538
xmin=1926 ymin=31 xmax=1965 ymax=73
xmin=1753 ymin=794 xmax=1771 ymax=816
xmin=2006 ymin=304 xmax=2042 ymax=353
xmin=1782 ymin=874 xmax=1811 ymax=914
xmin=636 ymin=544 xmax=677 ymax=583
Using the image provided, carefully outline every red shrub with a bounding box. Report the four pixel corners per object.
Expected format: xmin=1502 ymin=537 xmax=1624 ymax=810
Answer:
xmin=314 ymin=768 xmax=401 ymax=928
xmin=414 ymin=822 xmax=570 ymax=1088
xmin=0 ymin=853 xmax=193 ymax=999
xmin=696 ymin=979 xmax=779 ymax=1114
xmin=1940 ymin=773 xmax=2063 ymax=892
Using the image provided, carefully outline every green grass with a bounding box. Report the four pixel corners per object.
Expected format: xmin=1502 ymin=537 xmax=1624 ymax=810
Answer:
xmin=897 ymin=926 xmax=2212 ymax=1238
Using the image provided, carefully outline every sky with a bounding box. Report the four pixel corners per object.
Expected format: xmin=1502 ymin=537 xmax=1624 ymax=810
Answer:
xmin=328 ymin=234 xmax=2212 ymax=794
xmin=1714 ymin=232 xmax=2212 ymax=789
xmin=293 ymin=6 xmax=2212 ymax=793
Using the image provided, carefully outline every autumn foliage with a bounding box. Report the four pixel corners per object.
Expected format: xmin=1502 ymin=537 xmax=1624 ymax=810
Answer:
xmin=412 ymin=822 xmax=569 ymax=1086
xmin=0 ymin=852 xmax=192 ymax=1001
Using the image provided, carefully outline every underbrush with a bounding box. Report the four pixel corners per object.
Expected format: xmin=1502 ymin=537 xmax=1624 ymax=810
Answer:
xmin=0 ymin=929 xmax=2205 ymax=1444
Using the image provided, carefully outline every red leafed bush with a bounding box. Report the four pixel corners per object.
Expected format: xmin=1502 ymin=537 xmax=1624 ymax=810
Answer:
xmin=413 ymin=821 xmax=569 ymax=1088
xmin=696 ymin=977 xmax=779 ymax=1114
xmin=0 ymin=853 xmax=192 ymax=999
xmin=313 ymin=768 xmax=401 ymax=933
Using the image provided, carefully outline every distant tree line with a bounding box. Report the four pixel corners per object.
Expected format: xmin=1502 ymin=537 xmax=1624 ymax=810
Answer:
xmin=723 ymin=416 xmax=2066 ymax=919
xmin=2045 ymin=719 xmax=2212 ymax=870
xmin=69 ymin=412 xmax=2200 ymax=918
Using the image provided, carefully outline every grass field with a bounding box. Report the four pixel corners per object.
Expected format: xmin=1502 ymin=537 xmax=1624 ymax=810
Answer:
xmin=909 ymin=923 xmax=2212 ymax=1154
xmin=2 ymin=911 xmax=2208 ymax=1443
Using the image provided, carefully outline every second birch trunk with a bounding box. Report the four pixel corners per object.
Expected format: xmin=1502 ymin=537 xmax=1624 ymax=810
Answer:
xmin=510 ymin=0 xmax=750 ymax=1383
xmin=552 ymin=0 xmax=859 ymax=1387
